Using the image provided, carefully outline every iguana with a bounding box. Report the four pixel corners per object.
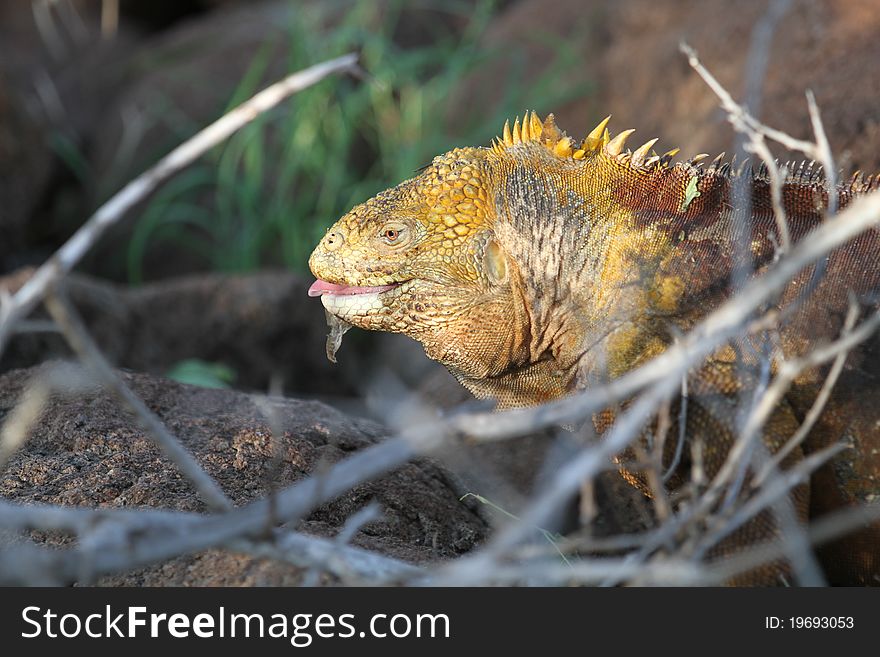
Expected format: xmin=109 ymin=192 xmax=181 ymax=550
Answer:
xmin=307 ymin=112 xmax=880 ymax=585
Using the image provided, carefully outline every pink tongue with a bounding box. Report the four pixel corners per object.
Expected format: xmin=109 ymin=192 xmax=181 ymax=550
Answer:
xmin=308 ymin=279 xmax=398 ymax=297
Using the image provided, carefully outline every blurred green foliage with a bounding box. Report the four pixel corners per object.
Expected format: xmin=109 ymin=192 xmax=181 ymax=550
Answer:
xmin=125 ymin=0 xmax=588 ymax=282
xmin=166 ymin=358 xmax=236 ymax=389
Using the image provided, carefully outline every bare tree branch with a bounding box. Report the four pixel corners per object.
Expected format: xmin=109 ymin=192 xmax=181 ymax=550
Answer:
xmin=0 ymin=498 xmax=421 ymax=585
xmin=0 ymin=53 xmax=360 ymax=357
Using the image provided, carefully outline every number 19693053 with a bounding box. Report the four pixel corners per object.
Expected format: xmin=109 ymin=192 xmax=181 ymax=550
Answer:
xmin=765 ymin=617 xmax=854 ymax=629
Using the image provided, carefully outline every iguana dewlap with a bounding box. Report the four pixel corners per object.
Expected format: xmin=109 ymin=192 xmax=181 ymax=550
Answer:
xmin=308 ymin=112 xmax=880 ymax=585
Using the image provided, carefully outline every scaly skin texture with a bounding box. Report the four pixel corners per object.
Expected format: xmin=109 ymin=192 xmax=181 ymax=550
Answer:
xmin=309 ymin=112 xmax=880 ymax=585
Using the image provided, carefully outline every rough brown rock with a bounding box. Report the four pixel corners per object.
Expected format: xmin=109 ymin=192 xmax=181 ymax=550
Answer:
xmin=0 ymin=364 xmax=488 ymax=585
xmin=452 ymin=0 xmax=880 ymax=172
xmin=0 ymin=269 xmax=374 ymax=398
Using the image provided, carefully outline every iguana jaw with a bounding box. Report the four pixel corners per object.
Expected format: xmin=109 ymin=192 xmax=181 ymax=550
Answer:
xmin=311 ymin=278 xmax=414 ymax=328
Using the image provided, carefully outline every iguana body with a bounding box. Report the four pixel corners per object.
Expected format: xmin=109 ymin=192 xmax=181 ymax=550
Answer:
xmin=308 ymin=113 xmax=880 ymax=585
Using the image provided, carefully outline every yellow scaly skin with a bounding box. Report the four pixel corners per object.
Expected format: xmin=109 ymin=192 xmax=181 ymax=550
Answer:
xmin=309 ymin=112 xmax=880 ymax=584
xmin=310 ymin=114 xmax=684 ymax=405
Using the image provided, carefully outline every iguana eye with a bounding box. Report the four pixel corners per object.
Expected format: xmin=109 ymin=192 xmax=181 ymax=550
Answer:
xmin=379 ymin=223 xmax=407 ymax=245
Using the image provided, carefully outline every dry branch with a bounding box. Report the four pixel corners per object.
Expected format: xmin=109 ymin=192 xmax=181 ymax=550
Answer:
xmin=0 ymin=53 xmax=360 ymax=357
xmin=0 ymin=500 xmax=421 ymax=585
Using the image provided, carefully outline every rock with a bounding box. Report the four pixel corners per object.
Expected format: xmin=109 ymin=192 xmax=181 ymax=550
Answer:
xmin=452 ymin=0 xmax=880 ymax=171
xmin=0 ymin=364 xmax=488 ymax=585
xmin=0 ymin=269 xmax=371 ymax=398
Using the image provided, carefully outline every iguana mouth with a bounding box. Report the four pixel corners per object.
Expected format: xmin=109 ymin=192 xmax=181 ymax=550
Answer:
xmin=307 ymin=279 xmax=400 ymax=297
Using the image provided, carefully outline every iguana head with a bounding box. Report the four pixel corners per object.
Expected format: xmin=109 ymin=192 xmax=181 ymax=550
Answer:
xmin=309 ymin=146 xmax=495 ymax=327
xmin=308 ymin=137 xmax=530 ymax=383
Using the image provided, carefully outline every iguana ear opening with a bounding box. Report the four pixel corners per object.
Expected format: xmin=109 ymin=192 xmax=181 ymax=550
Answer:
xmin=485 ymin=239 xmax=509 ymax=285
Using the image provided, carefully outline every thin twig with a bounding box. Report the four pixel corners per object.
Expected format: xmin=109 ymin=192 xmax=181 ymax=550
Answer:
xmin=737 ymin=0 xmax=794 ymax=254
xmin=452 ymin=190 xmax=880 ymax=441
xmin=680 ymin=44 xmax=814 ymax=156
xmin=0 ymin=53 xmax=360 ymax=358
xmin=0 ymin=500 xmax=420 ymax=585
xmin=427 ymin=556 xmax=706 ymax=587
xmin=806 ymin=90 xmax=838 ymax=215
xmin=752 ymin=300 xmax=862 ymax=487
xmin=44 ymin=290 xmax=233 ymax=512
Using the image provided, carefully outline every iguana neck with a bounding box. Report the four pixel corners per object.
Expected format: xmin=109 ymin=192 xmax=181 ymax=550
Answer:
xmin=454 ymin=148 xmax=682 ymax=407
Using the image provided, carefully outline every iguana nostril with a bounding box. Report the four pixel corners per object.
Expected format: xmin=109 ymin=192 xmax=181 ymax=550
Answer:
xmin=324 ymin=229 xmax=345 ymax=252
